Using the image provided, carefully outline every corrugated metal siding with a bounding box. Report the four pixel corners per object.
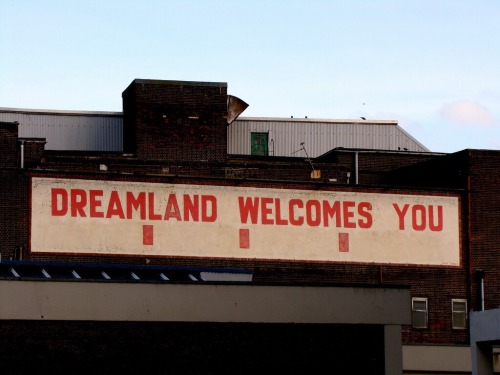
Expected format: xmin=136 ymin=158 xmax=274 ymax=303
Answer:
xmin=228 ymin=118 xmax=429 ymax=157
xmin=1 ymin=108 xmax=428 ymax=155
xmin=0 ymin=109 xmax=123 ymax=151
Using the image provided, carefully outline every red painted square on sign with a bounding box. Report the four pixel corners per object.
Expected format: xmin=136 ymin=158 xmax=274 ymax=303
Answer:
xmin=143 ymin=225 xmax=153 ymax=245
xmin=339 ymin=232 xmax=349 ymax=252
xmin=239 ymin=228 xmax=250 ymax=249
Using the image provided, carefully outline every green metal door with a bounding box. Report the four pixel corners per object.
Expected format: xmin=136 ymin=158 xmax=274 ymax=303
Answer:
xmin=251 ymin=132 xmax=268 ymax=156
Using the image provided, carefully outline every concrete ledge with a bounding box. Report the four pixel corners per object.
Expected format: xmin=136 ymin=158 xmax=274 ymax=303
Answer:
xmin=0 ymin=280 xmax=410 ymax=324
xmin=403 ymin=345 xmax=471 ymax=373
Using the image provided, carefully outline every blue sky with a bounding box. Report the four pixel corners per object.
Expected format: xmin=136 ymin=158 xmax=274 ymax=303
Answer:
xmin=1 ymin=0 xmax=499 ymax=153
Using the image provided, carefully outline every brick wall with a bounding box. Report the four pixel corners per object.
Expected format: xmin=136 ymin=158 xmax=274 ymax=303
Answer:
xmin=467 ymin=150 xmax=500 ymax=311
xmin=0 ymin=121 xmax=18 ymax=168
xmin=21 ymin=138 xmax=47 ymax=169
xmin=0 ymin=171 xmax=29 ymax=260
xmin=0 ymin=122 xmax=30 ymax=260
xmin=122 ymin=79 xmax=228 ymax=162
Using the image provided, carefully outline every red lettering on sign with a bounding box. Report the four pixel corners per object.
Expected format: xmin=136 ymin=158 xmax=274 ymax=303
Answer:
xmin=412 ymin=204 xmax=426 ymax=231
xmin=322 ymin=200 xmax=341 ymax=227
xmin=289 ymin=199 xmax=304 ymax=226
xmin=343 ymin=200 xmax=356 ymax=228
xmin=51 ymin=188 xmax=68 ymax=216
xmin=357 ymin=202 xmax=373 ymax=228
xmin=148 ymin=192 xmax=162 ymax=220
xmin=183 ymin=194 xmax=199 ymax=221
xmin=106 ymin=191 xmax=125 ymax=218
xmin=71 ymin=189 xmax=87 ymax=217
xmin=275 ymin=198 xmax=288 ymax=225
xmin=127 ymin=191 xmax=146 ymax=219
xmin=164 ymin=194 xmax=182 ymax=221
xmin=49 ymin=187 xmax=381 ymax=232
xmin=393 ymin=203 xmax=409 ymax=230
xmin=50 ymin=188 xmax=218 ymax=223
xmin=428 ymin=205 xmax=443 ymax=231
xmin=201 ymin=195 xmax=217 ymax=222
xmin=261 ymin=197 xmax=274 ymax=224
xmin=393 ymin=203 xmax=443 ymax=232
xmin=238 ymin=195 xmax=375 ymax=229
xmin=238 ymin=197 xmax=259 ymax=224
xmin=306 ymin=200 xmax=321 ymax=226
xmin=89 ymin=190 xmax=104 ymax=218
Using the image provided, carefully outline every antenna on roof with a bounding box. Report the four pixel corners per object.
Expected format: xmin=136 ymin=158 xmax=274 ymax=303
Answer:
xmin=292 ymin=142 xmax=314 ymax=170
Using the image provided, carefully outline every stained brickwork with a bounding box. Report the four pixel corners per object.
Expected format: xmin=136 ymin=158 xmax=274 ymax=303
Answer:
xmin=122 ymin=79 xmax=228 ymax=162
xmin=0 ymin=122 xmax=30 ymax=260
xmin=0 ymin=170 xmax=29 ymax=260
xmin=21 ymin=138 xmax=46 ymax=169
xmin=467 ymin=150 xmax=500 ymax=312
xmin=0 ymin=121 xmax=18 ymax=168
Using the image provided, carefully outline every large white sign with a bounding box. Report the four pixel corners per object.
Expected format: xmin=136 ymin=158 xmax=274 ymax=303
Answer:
xmin=30 ymin=177 xmax=461 ymax=266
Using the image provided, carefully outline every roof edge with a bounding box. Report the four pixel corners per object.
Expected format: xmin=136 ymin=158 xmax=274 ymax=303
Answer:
xmin=235 ymin=117 xmax=398 ymax=125
xmin=131 ymin=78 xmax=228 ymax=88
xmin=0 ymin=107 xmax=123 ymax=117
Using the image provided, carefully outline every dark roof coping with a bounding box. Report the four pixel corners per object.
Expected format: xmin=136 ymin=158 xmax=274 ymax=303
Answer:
xmin=0 ymin=260 xmax=252 ymax=283
xmin=131 ymin=78 xmax=227 ymax=88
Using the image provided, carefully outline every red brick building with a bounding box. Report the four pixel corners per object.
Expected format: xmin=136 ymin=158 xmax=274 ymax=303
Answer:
xmin=1 ymin=79 xmax=499 ymax=374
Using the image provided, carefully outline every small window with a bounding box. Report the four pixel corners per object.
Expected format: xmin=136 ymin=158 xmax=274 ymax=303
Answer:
xmin=452 ymin=299 xmax=467 ymax=329
xmin=251 ymin=132 xmax=269 ymax=156
xmin=412 ymin=297 xmax=428 ymax=328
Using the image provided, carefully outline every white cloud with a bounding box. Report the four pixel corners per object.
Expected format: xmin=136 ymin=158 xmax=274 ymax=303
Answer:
xmin=439 ymin=99 xmax=496 ymax=127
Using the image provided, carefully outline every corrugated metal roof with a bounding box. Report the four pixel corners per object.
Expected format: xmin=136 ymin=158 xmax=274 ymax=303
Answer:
xmin=228 ymin=117 xmax=429 ymax=157
xmin=0 ymin=108 xmax=429 ymax=155
xmin=0 ymin=107 xmax=123 ymax=151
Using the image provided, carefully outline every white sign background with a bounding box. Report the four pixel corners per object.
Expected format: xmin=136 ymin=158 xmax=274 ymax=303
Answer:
xmin=30 ymin=177 xmax=460 ymax=266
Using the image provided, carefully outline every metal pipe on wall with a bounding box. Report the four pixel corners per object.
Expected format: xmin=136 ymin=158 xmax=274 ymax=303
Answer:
xmin=19 ymin=140 xmax=24 ymax=169
xmin=354 ymin=151 xmax=359 ymax=184
xmin=481 ymin=277 xmax=485 ymax=311
xmin=474 ymin=269 xmax=486 ymax=311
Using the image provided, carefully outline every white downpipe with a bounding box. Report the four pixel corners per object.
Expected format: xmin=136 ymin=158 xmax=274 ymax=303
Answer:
xmin=19 ymin=140 xmax=25 ymax=169
xmin=354 ymin=151 xmax=359 ymax=184
xmin=481 ymin=277 xmax=485 ymax=311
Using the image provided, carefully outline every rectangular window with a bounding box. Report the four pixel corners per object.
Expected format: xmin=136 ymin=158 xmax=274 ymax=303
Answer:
xmin=412 ymin=297 xmax=428 ymax=329
xmin=452 ymin=299 xmax=467 ymax=329
xmin=251 ymin=132 xmax=269 ymax=156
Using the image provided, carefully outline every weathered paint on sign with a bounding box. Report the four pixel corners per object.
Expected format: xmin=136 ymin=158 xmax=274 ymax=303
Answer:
xmin=30 ymin=177 xmax=460 ymax=266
